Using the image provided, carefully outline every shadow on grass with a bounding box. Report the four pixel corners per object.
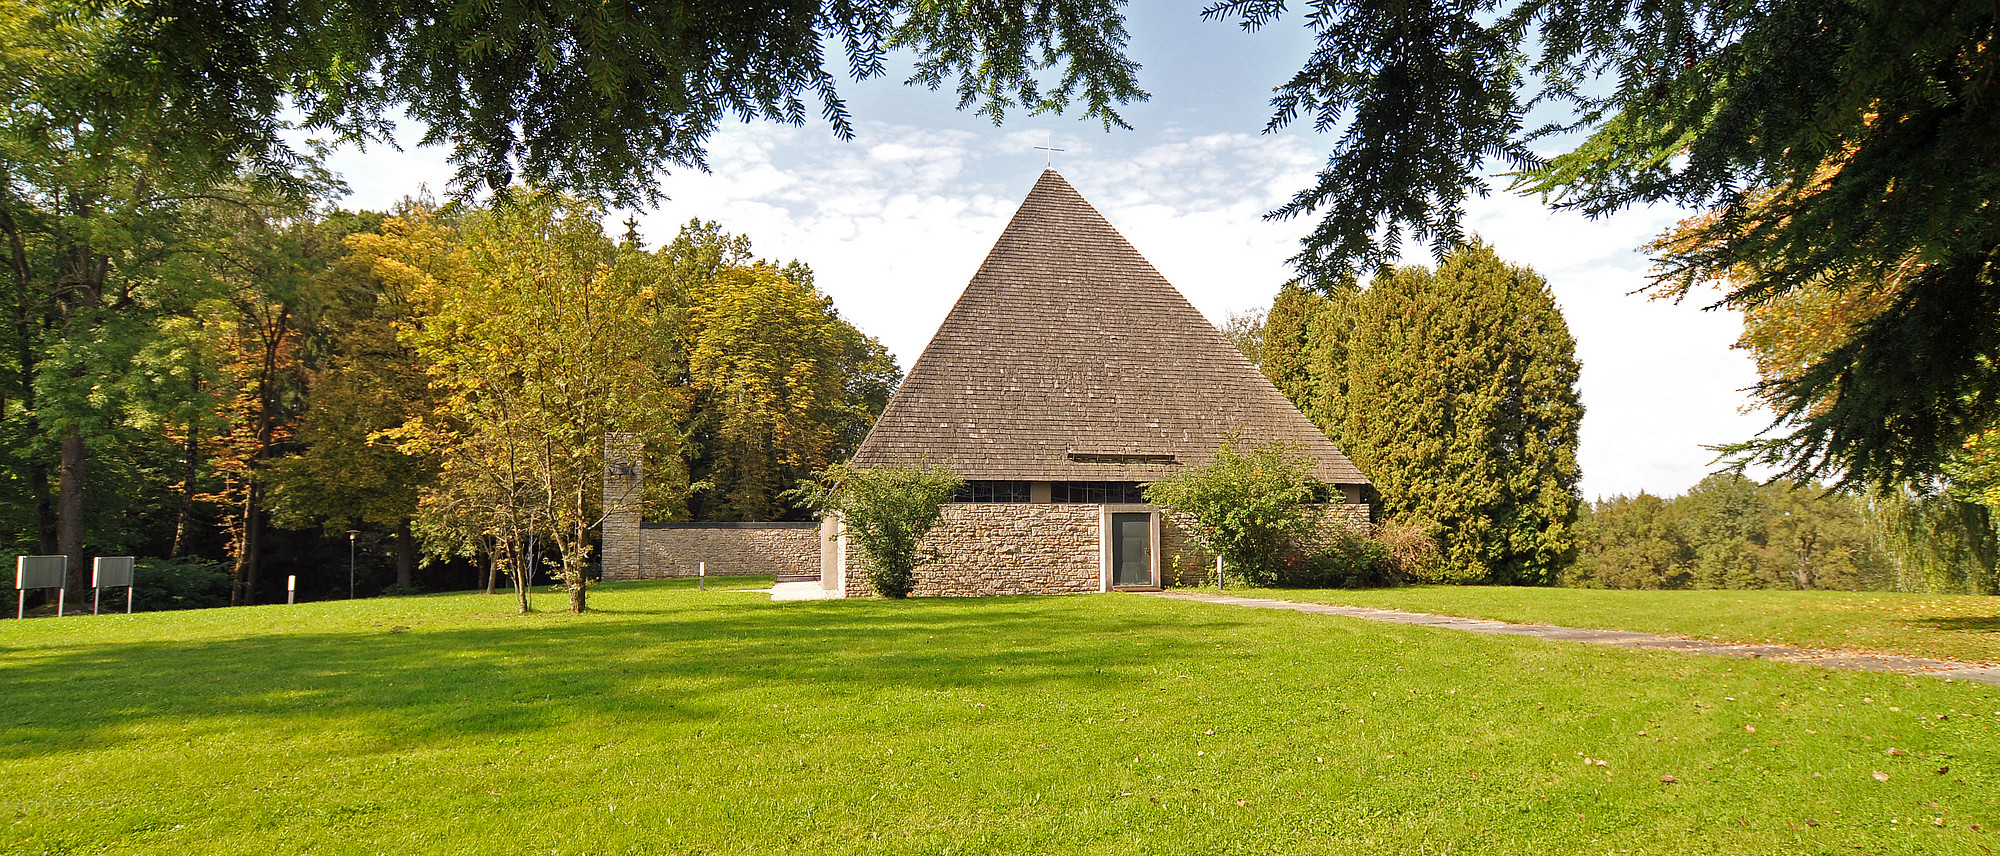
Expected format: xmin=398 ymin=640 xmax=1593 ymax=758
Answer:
xmin=1911 ymin=614 xmax=2000 ymax=633
xmin=0 ymin=593 xmax=1254 ymax=762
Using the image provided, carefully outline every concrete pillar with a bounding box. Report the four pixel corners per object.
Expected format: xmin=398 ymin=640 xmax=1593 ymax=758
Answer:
xmin=819 ymin=513 xmax=842 ymax=594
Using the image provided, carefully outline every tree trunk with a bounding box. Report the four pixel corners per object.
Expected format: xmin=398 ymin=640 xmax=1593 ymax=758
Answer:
xmin=231 ymin=483 xmax=263 ymax=605
xmin=1793 ymin=533 xmax=1817 ymax=591
xmin=30 ymin=464 xmax=53 ymax=555
xmin=53 ymin=191 xmax=107 ymax=606
xmin=511 ymin=537 xmax=531 ymax=614
xmin=56 ymin=427 xmax=86 ymax=605
xmin=483 ymin=538 xmax=498 ymax=595
xmin=5 ymin=201 xmax=53 ymax=556
xmin=394 ymin=518 xmax=414 ymax=591
xmin=568 ymin=492 xmax=587 ymax=613
xmin=171 ymin=423 xmax=200 ymax=557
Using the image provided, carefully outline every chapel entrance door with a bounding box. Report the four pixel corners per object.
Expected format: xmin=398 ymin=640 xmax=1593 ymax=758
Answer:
xmin=1111 ymin=512 xmax=1153 ymax=588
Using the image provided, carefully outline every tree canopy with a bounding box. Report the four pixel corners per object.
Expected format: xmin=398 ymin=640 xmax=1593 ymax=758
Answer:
xmin=1568 ymin=474 xmax=1895 ymax=592
xmin=92 ymin=0 xmax=1144 ymax=205
xmin=55 ymin=0 xmax=2000 ymax=487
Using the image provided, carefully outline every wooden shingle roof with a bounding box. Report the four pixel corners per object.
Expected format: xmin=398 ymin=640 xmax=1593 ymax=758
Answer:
xmin=850 ymin=170 xmax=1369 ymax=485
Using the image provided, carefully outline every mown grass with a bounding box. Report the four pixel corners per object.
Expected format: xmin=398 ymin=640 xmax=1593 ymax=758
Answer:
xmin=3 ymin=580 xmax=1997 ymax=855
xmin=1215 ymin=586 xmax=2000 ymax=664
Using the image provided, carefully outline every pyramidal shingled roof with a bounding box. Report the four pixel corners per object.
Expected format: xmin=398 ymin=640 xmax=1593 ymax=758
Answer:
xmin=850 ymin=170 xmax=1368 ymax=485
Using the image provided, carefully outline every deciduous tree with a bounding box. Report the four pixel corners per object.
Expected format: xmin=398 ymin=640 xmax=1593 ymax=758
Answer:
xmin=398 ymin=193 xmax=683 ymax=613
xmin=1568 ymin=475 xmax=1892 ymax=591
xmin=266 ymin=229 xmax=435 ymax=591
xmin=1142 ymin=436 xmax=1325 ymax=587
xmin=683 ymin=263 xmax=898 ymax=521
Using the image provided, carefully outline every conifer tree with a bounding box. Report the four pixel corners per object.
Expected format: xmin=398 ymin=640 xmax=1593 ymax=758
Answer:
xmin=1258 ymin=283 xmax=1359 ymax=446
xmin=1258 ymin=285 xmax=1321 ymax=421
xmin=1341 ymin=242 xmax=1583 ymax=584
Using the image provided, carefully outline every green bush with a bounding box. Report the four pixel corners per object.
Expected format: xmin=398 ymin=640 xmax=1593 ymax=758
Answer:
xmin=132 ymin=558 xmax=233 ymax=611
xmin=1275 ymin=532 xmax=1391 ymax=588
xmin=791 ymin=462 xmax=964 ymax=598
xmin=1144 ymin=436 xmax=1323 ymax=587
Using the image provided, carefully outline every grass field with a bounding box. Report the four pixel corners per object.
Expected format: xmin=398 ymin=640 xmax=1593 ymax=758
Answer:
xmin=4 ymin=581 xmax=1998 ymax=855
xmin=1217 ymin=586 xmax=2000 ymax=664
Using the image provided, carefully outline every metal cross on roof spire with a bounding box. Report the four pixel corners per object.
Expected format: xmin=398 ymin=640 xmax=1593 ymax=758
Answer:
xmin=1033 ymin=132 xmax=1065 ymax=168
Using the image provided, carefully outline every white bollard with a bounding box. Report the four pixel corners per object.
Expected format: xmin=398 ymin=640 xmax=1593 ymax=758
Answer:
xmin=287 ymin=575 xmax=297 ymax=605
xmin=1216 ymin=555 xmax=1225 ymax=591
xmin=698 ymin=561 xmax=706 ymax=591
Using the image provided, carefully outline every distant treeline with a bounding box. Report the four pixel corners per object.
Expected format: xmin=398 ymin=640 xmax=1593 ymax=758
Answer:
xmin=1569 ymin=474 xmax=1995 ymax=594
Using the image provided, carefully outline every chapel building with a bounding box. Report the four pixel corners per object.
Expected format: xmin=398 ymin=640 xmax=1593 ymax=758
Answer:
xmin=818 ymin=169 xmax=1371 ymax=596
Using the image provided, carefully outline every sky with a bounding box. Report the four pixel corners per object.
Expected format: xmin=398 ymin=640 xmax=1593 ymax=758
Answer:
xmin=307 ymin=7 xmax=1770 ymax=502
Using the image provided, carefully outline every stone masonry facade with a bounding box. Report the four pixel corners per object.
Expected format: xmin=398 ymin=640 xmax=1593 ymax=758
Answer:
xmin=610 ymin=523 xmax=821 ymax=580
xmin=840 ymin=503 xmax=1102 ymax=597
xmin=612 ymin=426 xmax=1374 ymax=594
xmin=602 ymin=433 xmax=820 ymax=581
xmin=836 ymin=501 xmax=1369 ymax=596
xmin=1159 ymin=502 xmax=1372 ymax=587
xmin=603 ymin=434 xmax=643 ymax=580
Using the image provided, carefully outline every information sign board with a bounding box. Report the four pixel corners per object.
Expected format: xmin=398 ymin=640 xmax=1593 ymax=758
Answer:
xmin=92 ymin=556 xmax=135 ymax=588
xmin=16 ymin=556 xmax=64 ymax=590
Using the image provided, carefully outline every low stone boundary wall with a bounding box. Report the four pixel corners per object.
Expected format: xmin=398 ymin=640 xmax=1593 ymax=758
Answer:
xmin=606 ymin=522 xmax=822 ymax=581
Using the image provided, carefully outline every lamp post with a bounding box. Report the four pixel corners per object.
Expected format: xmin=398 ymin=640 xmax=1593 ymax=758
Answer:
xmin=347 ymin=530 xmax=360 ymax=599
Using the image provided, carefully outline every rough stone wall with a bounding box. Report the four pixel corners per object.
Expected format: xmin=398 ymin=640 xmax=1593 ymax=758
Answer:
xmin=842 ymin=503 xmax=1102 ymax=597
xmin=1159 ymin=514 xmax=1219 ymax=587
xmin=1159 ymin=502 xmax=1372 ymax=586
xmin=1330 ymin=502 xmax=1371 ymax=531
xmin=602 ymin=434 xmax=644 ymax=582
xmin=603 ymin=524 xmax=821 ymax=581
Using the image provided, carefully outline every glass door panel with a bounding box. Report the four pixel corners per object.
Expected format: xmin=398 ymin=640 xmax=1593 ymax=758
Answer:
xmin=1112 ymin=512 xmax=1152 ymax=587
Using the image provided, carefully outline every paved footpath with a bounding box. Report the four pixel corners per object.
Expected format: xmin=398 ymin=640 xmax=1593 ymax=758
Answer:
xmin=1147 ymin=591 xmax=2000 ymax=687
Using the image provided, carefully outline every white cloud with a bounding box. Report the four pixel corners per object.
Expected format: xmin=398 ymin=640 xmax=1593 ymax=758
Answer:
xmin=1457 ymin=189 xmax=1769 ymax=499
xmin=305 ymin=110 xmax=1768 ymax=503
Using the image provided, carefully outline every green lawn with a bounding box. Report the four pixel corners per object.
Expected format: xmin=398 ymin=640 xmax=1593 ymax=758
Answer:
xmin=3 ymin=581 xmax=1997 ymax=855
xmin=1215 ymin=586 xmax=2000 ymax=664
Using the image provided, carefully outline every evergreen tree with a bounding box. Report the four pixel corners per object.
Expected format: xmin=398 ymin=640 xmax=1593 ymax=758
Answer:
xmin=1258 ymin=282 xmax=1358 ymax=446
xmin=1255 ymin=285 xmax=1314 ymax=402
xmin=1341 ymin=242 xmax=1583 ymax=584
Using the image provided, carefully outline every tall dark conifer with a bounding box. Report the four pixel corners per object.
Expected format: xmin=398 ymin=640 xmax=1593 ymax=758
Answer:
xmin=1260 ymin=282 xmax=1359 ymax=447
xmin=1341 ymin=242 xmax=1583 ymax=584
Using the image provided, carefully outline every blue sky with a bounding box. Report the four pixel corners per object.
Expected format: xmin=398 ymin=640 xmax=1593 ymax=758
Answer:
xmin=311 ymin=6 xmax=1767 ymax=501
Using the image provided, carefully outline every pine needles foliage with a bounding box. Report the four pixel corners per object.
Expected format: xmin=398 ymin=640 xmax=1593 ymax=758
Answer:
xmin=1205 ymin=0 xmax=2000 ymax=491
